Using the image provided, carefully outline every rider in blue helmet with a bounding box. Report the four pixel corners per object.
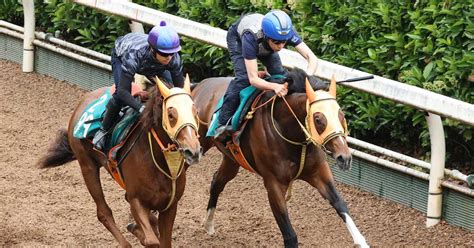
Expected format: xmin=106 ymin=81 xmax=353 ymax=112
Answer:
xmin=214 ymin=10 xmax=319 ymax=139
xmin=92 ymin=21 xmax=184 ymax=151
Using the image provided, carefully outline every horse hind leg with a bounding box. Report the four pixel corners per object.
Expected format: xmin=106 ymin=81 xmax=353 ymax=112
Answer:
xmin=204 ymin=156 xmax=239 ymax=235
xmin=303 ymin=164 xmax=368 ymax=247
xmin=77 ymin=156 xmax=131 ymax=247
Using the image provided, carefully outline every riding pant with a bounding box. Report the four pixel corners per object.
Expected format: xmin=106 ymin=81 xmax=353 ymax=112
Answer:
xmin=217 ymin=26 xmax=286 ymax=126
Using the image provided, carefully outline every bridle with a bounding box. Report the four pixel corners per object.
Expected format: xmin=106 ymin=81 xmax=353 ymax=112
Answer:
xmin=147 ymin=75 xmax=199 ymax=211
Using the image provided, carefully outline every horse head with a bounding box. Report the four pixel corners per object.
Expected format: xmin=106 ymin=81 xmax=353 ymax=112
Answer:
xmin=305 ymin=75 xmax=351 ymax=170
xmin=156 ymin=75 xmax=202 ymax=164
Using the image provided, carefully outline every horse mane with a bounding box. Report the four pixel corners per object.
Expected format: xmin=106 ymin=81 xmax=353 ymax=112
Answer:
xmin=140 ymin=86 xmax=163 ymax=131
xmin=268 ymin=68 xmax=328 ymax=94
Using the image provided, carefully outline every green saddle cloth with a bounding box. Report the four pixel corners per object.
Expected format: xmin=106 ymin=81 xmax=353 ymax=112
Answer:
xmin=73 ymin=88 xmax=139 ymax=149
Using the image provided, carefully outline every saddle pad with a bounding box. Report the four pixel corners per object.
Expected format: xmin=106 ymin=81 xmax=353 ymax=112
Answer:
xmin=206 ymin=85 xmax=257 ymax=137
xmin=110 ymin=107 xmax=139 ymax=145
xmin=73 ymin=88 xmax=112 ymax=139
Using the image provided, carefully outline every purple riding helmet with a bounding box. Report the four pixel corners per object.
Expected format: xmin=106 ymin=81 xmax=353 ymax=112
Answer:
xmin=148 ymin=21 xmax=181 ymax=53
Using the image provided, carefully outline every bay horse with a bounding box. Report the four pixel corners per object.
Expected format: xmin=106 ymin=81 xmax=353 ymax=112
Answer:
xmin=36 ymin=76 xmax=201 ymax=247
xmin=192 ymin=68 xmax=368 ymax=247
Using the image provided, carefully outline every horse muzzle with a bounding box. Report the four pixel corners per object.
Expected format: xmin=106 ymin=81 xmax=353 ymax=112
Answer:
xmin=175 ymin=125 xmax=202 ymax=165
xmin=335 ymin=153 xmax=352 ymax=171
xmin=323 ymin=135 xmax=352 ymax=171
xmin=182 ymin=146 xmax=202 ymax=165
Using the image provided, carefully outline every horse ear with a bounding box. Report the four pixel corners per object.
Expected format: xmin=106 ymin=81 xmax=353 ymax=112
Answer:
xmin=305 ymin=77 xmax=317 ymax=103
xmin=329 ymin=75 xmax=337 ymax=98
xmin=156 ymin=76 xmax=170 ymax=98
xmin=183 ymin=74 xmax=191 ymax=94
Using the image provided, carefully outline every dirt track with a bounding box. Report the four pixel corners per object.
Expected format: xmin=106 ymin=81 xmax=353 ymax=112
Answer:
xmin=0 ymin=59 xmax=473 ymax=247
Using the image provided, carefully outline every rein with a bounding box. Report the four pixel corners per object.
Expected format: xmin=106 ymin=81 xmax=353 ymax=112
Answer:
xmin=271 ymin=96 xmax=312 ymax=146
xmin=270 ymin=96 xmax=313 ymax=201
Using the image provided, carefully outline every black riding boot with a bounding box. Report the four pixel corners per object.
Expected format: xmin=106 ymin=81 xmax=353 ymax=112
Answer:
xmin=92 ymin=98 xmax=120 ymax=150
xmin=214 ymin=100 xmax=238 ymax=139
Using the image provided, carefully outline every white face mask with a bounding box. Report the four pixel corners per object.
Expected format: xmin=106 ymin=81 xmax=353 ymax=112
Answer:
xmin=156 ymin=75 xmax=199 ymax=143
xmin=305 ymin=77 xmax=348 ymax=147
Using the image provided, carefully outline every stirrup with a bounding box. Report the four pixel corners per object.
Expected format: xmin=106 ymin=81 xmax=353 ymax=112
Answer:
xmin=214 ymin=125 xmax=232 ymax=139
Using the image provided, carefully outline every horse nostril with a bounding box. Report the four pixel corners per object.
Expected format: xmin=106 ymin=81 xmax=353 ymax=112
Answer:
xmin=183 ymin=149 xmax=193 ymax=159
xmin=336 ymin=155 xmax=352 ymax=170
xmin=336 ymin=155 xmax=345 ymax=164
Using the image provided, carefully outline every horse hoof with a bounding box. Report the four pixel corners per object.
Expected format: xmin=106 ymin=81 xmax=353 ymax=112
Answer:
xmin=204 ymin=223 xmax=215 ymax=235
xmin=126 ymin=223 xmax=136 ymax=233
xmin=121 ymin=242 xmax=132 ymax=248
xmin=206 ymin=227 xmax=215 ymax=235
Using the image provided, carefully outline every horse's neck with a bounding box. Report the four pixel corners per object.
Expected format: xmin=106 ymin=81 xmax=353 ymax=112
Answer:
xmin=149 ymin=124 xmax=173 ymax=148
xmin=265 ymin=93 xmax=308 ymax=142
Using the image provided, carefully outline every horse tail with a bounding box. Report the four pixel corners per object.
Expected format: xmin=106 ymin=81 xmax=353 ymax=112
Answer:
xmin=36 ymin=128 xmax=76 ymax=169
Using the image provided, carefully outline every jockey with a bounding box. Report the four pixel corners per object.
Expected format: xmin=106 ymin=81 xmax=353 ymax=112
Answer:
xmin=214 ymin=10 xmax=319 ymax=139
xmin=92 ymin=21 xmax=184 ymax=150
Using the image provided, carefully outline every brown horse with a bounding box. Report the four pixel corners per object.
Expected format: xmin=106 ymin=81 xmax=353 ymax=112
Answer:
xmin=36 ymin=76 xmax=201 ymax=247
xmin=192 ymin=68 xmax=368 ymax=247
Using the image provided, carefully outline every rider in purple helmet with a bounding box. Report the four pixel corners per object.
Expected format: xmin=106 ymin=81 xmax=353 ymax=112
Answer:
xmin=214 ymin=10 xmax=319 ymax=139
xmin=93 ymin=21 xmax=184 ymax=151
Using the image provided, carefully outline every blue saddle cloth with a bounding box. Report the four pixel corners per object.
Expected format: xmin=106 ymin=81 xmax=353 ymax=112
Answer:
xmin=206 ymin=75 xmax=286 ymax=137
xmin=73 ymin=88 xmax=139 ymax=149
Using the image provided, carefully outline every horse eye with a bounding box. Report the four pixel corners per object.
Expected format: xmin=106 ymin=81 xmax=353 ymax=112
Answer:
xmin=167 ymin=107 xmax=178 ymax=127
xmin=313 ymin=112 xmax=327 ymax=134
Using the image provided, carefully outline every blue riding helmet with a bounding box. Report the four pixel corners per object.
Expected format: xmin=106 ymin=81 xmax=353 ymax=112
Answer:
xmin=261 ymin=10 xmax=293 ymax=41
xmin=148 ymin=21 xmax=182 ymax=53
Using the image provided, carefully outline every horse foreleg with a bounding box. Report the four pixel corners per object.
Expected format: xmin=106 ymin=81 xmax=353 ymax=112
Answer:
xmin=303 ymin=163 xmax=368 ymax=247
xmin=158 ymin=202 xmax=178 ymax=248
xmin=129 ymin=198 xmax=160 ymax=247
xmin=264 ymin=178 xmax=298 ymax=248
xmin=204 ymin=157 xmax=239 ymax=235
xmin=78 ymin=157 xmax=131 ymax=248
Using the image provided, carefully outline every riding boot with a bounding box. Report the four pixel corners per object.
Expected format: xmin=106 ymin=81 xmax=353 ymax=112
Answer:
xmin=214 ymin=101 xmax=238 ymax=139
xmin=214 ymin=77 xmax=247 ymax=139
xmin=92 ymin=98 xmax=121 ymax=150
xmin=214 ymin=119 xmax=233 ymax=140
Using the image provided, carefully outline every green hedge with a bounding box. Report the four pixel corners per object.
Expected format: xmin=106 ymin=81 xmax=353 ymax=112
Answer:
xmin=2 ymin=0 xmax=473 ymax=172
